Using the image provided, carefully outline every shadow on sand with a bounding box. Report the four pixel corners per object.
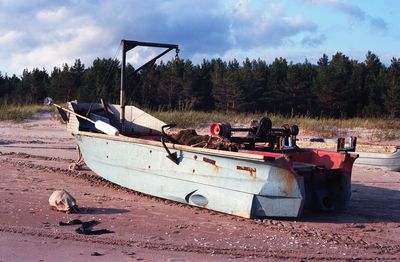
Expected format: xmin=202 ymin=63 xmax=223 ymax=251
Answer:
xmin=299 ymin=183 xmax=400 ymax=223
xmin=77 ymin=207 xmax=129 ymax=215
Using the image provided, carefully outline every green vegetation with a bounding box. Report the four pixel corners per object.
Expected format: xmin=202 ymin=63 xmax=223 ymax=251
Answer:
xmin=0 ymin=104 xmax=51 ymax=121
xmin=1 ymin=51 xmax=400 ymax=119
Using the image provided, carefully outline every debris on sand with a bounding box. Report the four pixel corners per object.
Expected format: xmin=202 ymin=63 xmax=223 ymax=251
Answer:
xmin=59 ymin=219 xmax=114 ymax=235
xmin=48 ymin=189 xmax=78 ymax=213
xmin=91 ymin=252 xmax=104 ymax=256
xmin=75 ymin=220 xmax=114 ymax=235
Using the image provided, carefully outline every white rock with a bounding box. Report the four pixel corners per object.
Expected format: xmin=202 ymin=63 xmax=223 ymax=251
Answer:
xmin=49 ymin=190 xmax=78 ymax=213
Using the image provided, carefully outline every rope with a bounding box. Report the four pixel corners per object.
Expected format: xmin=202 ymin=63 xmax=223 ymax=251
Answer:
xmin=68 ymin=145 xmax=85 ymax=171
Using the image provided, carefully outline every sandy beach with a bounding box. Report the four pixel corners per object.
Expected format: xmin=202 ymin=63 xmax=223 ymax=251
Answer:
xmin=1 ymin=113 xmax=399 ymax=261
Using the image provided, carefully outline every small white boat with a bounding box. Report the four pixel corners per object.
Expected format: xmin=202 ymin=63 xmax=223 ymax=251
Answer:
xmin=299 ymin=139 xmax=400 ymax=171
xmin=355 ymin=148 xmax=400 ymax=171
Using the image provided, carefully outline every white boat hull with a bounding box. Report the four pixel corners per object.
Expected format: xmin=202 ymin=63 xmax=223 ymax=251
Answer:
xmin=355 ymin=149 xmax=400 ymax=171
xmin=75 ymin=132 xmax=305 ymax=218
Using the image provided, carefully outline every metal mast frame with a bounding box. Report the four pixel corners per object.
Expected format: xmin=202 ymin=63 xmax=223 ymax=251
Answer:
xmin=120 ymin=40 xmax=179 ymax=132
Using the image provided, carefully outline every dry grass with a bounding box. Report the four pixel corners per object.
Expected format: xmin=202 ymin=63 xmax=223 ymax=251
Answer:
xmin=151 ymin=110 xmax=400 ymax=141
xmin=1 ymin=105 xmax=399 ymax=141
xmin=0 ymin=104 xmax=52 ymax=121
xmin=151 ymin=110 xmax=400 ymax=129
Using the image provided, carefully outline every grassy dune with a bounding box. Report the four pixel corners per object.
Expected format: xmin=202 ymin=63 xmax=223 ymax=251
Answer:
xmin=1 ymin=105 xmax=399 ymax=140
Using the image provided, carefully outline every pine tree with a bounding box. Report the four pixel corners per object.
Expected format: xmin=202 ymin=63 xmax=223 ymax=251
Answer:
xmin=240 ymin=58 xmax=264 ymax=111
xmin=347 ymin=60 xmax=366 ymax=117
xmin=285 ymin=60 xmax=317 ymax=116
xmin=224 ymin=59 xmax=245 ymax=111
xmin=253 ymin=59 xmax=270 ymax=112
xmin=80 ymin=58 xmax=120 ymax=103
xmin=0 ymin=72 xmax=5 ymax=101
xmin=266 ymin=57 xmax=288 ymax=113
xmin=363 ymin=51 xmax=385 ymax=116
xmin=385 ymin=58 xmax=400 ymax=117
xmin=6 ymin=75 xmax=21 ymax=104
xmin=30 ymin=68 xmax=49 ymax=103
xmin=329 ymin=52 xmax=353 ymax=117
xmin=158 ymin=60 xmax=182 ymax=110
xmin=193 ymin=59 xmax=214 ymax=110
xmin=70 ymin=59 xmax=85 ymax=101
xmin=211 ymin=58 xmax=228 ymax=111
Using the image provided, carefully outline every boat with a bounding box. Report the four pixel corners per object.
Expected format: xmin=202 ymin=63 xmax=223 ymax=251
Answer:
xmin=58 ymin=40 xmax=359 ymax=218
xmin=354 ymin=149 xmax=400 ymax=171
xmin=299 ymin=139 xmax=400 ymax=171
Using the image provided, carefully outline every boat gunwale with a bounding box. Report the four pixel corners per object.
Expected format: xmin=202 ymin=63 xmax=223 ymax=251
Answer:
xmin=355 ymin=148 xmax=400 ymax=158
xmin=76 ymin=131 xmax=277 ymax=162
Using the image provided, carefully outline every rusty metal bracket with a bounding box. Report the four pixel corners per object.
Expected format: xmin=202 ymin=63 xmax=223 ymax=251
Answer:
xmin=337 ymin=137 xmax=357 ymax=152
xmin=161 ymin=124 xmax=180 ymax=165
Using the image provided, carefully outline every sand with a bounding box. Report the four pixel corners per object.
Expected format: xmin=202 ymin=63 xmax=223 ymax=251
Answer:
xmin=0 ymin=113 xmax=399 ymax=261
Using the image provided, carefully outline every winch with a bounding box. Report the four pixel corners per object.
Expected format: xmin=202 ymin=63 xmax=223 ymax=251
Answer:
xmin=210 ymin=117 xmax=299 ymax=152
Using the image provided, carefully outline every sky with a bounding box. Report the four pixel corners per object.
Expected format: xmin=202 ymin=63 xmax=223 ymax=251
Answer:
xmin=0 ymin=0 xmax=399 ymax=76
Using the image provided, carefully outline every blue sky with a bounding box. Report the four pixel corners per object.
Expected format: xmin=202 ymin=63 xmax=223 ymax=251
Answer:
xmin=0 ymin=0 xmax=399 ymax=76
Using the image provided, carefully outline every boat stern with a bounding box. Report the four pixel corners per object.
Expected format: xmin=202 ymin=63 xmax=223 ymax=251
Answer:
xmin=291 ymin=150 xmax=358 ymax=211
xmin=250 ymin=162 xmax=306 ymax=218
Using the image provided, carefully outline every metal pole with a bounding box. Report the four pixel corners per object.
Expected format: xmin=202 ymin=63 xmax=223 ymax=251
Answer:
xmin=120 ymin=40 xmax=126 ymax=132
xmin=119 ymin=39 xmax=178 ymax=133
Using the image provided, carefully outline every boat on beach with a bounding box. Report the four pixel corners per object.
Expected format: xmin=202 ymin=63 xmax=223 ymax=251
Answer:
xmin=299 ymin=139 xmax=400 ymax=171
xmin=58 ymin=40 xmax=359 ymax=218
xmin=354 ymin=149 xmax=400 ymax=171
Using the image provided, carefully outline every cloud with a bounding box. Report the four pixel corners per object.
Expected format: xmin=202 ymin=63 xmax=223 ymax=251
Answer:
xmin=0 ymin=0 xmax=320 ymax=75
xmin=369 ymin=17 xmax=388 ymax=32
xmin=306 ymin=0 xmax=365 ymax=21
xmin=228 ymin=1 xmax=317 ymax=49
xmin=307 ymin=0 xmax=388 ymax=32
xmin=301 ymin=34 xmax=327 ymax=48
xmin=1 ymin=4 xmax=114 ymax=74
xmin=232 ymin=15 xmax=317 ymax=48
xmin=35 ymin=6 xmax=68 ymax=22
xmin=88 ymin=0 xmax=232 ymax=55
xmin=0 ymin=30 xmax=24 ymax=46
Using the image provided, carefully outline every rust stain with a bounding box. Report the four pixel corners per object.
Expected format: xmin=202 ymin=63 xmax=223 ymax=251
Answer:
xmin=212 ymin=165 xmax=220 ymax=173
xmin=237 ymin=165 xmax=256 ymax=177
xmin=203 ymin=157 xmax=216 ymax=165
xmin=202 ymin=157 xmax=220 ymax=173
xmin=277 ymin=168 xmax=296 ymax=196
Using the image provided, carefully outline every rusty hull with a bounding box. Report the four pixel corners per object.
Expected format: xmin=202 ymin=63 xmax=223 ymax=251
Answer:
xmin=73 ymin=130 xmax=357 ymax=218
